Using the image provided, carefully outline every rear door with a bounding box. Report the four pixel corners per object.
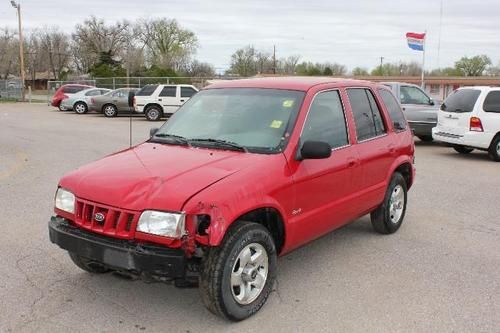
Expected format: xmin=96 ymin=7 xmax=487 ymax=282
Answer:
xmin=438 ymin=88 xmax=482 ymax=135
xmin=158 ymin=85 xmax=178 ymax=113
xmin=481 ymin=90 xmax=500 ymax=136
xmin=346 ymin=88 xmax=395 ymax=212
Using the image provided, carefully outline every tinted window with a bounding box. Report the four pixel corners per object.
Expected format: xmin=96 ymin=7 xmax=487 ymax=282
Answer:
xmin=63 ymin=86 xmax=87 ymax=94
xmin=136 ymin=85 xmax=158 ymax=96
xmin=302 ymin=90 xmax=348 ymax=149
xmin=159 ymin=86 xmax=177 ymax=97
xmin=441 ymin=89 xmax=480 ymax=113
xmin=379 ymin=89 xmax=407 ymax=131
xmin=347 ymin=88 xmax=386 ymax=141
xmin=400 ymin=86 xmax=430 ymax=105
xmin=181 ymin=87 xmax=197 ymax=98
xmin=483 ymin=91 xmax=500 ymax=113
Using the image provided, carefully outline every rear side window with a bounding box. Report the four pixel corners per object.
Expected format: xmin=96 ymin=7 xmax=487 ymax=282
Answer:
xmin=181 ymin=87 xmax=197 ymax=98
xmin=483 ymin=91 xmax=500 ymax=113
xmin=347 ymin=88 xmax=386 ymax=141
xmin=441 ymin=89 xmax=480 ymax=113
xmin=379 ymin=89 xmax=407 ymax=131
xmin=63 ymin=86 xmax=86 ymax=94
xmin=85 ymin=90 xmax=101 ymax=96
xmin=159 ymin=86 xmax=177 ymax=97
xmin=136 ymin=85 xmax=158 ymax=96
xmin=302 ymin=90 xmax=349 ymax=149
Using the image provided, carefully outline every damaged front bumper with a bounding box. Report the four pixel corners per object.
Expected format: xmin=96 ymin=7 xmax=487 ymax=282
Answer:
xmin=48 ymin=216 xmax=186 ymax=278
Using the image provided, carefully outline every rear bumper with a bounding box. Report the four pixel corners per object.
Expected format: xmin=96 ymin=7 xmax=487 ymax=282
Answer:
xmin=49 ymin=216 xmax=186 ymax=278
xmin=408 ymin=121 xmax=436 ymax=137
xmin=432 ymin=127 xmax=493 ymax=150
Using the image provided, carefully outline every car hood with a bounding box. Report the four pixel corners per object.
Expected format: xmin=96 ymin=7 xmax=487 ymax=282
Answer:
xmin=59 ymin=142 xmax=261 ymax=211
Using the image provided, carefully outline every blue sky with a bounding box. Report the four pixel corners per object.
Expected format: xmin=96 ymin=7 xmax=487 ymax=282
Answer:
xmin=1 ymin=0 xmax=499 ymax=72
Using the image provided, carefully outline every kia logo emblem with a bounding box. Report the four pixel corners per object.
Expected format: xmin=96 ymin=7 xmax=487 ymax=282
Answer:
xmin=94 ymin=212 xmax=105 ymax=223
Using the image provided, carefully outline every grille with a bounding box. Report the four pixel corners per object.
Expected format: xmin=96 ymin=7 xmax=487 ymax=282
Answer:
xmin=74 ymin=198 xmax=139 ymax=239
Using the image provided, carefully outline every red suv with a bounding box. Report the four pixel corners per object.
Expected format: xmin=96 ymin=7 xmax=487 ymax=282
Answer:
xmin=51 ymin=84 xmax=93 ymax=110
xmin=49 ymin=78 xmax=415 ymax=321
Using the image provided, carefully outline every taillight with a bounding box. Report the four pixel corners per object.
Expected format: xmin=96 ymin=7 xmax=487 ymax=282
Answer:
xmin=469 ymin=117 xmax=483 ymax=132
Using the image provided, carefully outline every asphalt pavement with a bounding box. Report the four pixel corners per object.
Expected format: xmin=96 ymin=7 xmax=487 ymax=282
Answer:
xmin=0 ymin=103 xmax=498 ymax=332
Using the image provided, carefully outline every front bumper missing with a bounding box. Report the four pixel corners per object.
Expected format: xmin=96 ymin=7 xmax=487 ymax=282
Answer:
xmin=49 ymin=216 xmax=186 ymax=278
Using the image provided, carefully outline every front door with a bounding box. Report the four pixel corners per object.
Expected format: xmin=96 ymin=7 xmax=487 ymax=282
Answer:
xmin=287 ymin=89 xmax=361 ymax=248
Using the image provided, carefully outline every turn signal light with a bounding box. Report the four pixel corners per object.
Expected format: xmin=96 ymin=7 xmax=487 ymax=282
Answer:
xmin=469 ymin=117 xmax=483 ymax=132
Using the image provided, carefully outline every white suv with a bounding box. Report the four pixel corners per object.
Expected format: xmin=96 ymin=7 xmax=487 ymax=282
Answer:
xmin=134 ymin=84 xmax=198 ymax=121
xmin=432 ymin=86 xmax=500 ymax=161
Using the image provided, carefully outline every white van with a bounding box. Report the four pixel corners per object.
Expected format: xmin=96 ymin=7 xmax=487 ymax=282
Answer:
xmin=432 ymin=86 xmax=500 ymax=161
xmin=134 ymin=84 xmax=199 ymax=121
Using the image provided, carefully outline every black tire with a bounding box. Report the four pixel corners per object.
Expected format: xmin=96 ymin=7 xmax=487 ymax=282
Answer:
xmin=74 ymin=101 xmax=88 ymax=114
xmin=371 ymin=172 xmax=408 ymax=234
xmin=58 ymin=103 xmax=65 ymax=111
xmin=68 ymin=252 xmax=110 ymax=274
xmin=488 ymin=135 xmax=500 ymax=162
xmin=145 ymin=105 xmax=163 ymax=121
xmin=102 ymin=104 xmax=118 ymax=117
xmin=199 ymin=221 xmax=277 ymax=321
xmin=453 ymin=146 xmax=474 ymax=154
xmin=417 ymin=135 xmax=433 ymax=142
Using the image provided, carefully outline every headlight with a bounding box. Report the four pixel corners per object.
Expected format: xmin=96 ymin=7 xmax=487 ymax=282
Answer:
xmin=137 ymin=210 xmax=185 ymax=238
xmin=55 ymin=188 xmax=75 ymax=214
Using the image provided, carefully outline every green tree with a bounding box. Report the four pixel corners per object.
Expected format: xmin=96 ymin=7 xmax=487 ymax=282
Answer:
xmin=454 ymin=55 xmax=491 ymax=76
xmin=352 ymin=67 xmax=369 ymax=76
xmin=323 ymin=67 xmax=333 ymax=76
xmin=229 ymin=46 xmax=257 ymax=76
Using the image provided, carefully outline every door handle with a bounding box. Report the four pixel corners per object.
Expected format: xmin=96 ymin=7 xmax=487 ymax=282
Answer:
xmin=158 ymin=98 xmax=162 ymax=102
xmin=180 ymin=99 xmax=185 ymax=102
xmin=347 ymin=158 xmax=358 ymax=168
xmin=402 ymin=107 xmax=406 ymax=111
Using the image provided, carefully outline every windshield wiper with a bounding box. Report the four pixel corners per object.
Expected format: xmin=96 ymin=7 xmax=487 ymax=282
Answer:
xmin=151 ymin=133 xmax=189 ymax=146
xmin=189 ymin=138 xmax=247 ymax=152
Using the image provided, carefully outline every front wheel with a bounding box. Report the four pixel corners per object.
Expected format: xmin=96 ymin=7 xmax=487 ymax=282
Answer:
xmin=199 ymin=221 xmax=277 ymax=321
xmin=74 ymin=102 xmax=88 ymax=114
xmin=371 ymin=172 xmax=408 ymax=234
xmin=453 ymin=146 xmax=474 ymax=154
xmin=488 ymin=136 xmax=500 ymax=162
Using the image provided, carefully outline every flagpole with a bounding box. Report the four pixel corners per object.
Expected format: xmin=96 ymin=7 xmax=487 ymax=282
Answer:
xmin=421 ymin=31 xmax=426 ymax=89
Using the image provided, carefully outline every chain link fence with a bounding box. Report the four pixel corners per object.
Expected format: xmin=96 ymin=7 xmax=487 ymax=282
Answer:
xmin=0 ymin=79 xmax=22 ymax=101
xmin=45 ymin=76 xmax=244 ymax=104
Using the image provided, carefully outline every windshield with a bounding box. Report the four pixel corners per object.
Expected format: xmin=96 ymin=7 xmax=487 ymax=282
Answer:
xmin=441 ymin=89 xmax=481 ymax=112
xmin=152 ymin=88 xmax=305 ymax=153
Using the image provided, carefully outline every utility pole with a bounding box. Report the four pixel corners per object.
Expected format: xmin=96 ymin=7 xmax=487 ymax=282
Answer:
xmin=273 ymin=45 xmax=276 ymax=74
xmin=379 ymin=56 xmax=384 ymax=76
xmin=11 ymin=1 xmax=25 ymax=102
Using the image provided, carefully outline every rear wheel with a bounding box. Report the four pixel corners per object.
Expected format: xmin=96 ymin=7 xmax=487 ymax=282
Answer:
xmin=68 ymin=252 xmax=110 ymax=273
xmin=103 ymin=104 xmax=118 ymax=117
xmin=145 ymin=105 xmax=163 ymax=121
xmin=371 ymin=172 xmax=408 ymax=234
xmin=58 ymin=103 xmax=65 ymax=111
xmin=74 ymin=102 xmax=88 ymax=114
xmin=417 ymin=135 xmax=433 ymax=142
xmin=488 ymin=135 xmax=500 ymax=162
xmin=453 ymin=146 xmax=474 ymax=154
xmin=199 ymin=221 xmax=277 ymax=321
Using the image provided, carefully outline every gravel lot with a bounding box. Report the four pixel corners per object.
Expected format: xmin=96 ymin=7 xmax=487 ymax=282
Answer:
xmin=0 ymin=103 xmax=499 ymax=332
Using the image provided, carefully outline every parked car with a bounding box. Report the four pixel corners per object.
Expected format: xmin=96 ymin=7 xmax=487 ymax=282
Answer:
xmin=134 ymin=84 xmax=198 ymax=121
xmin=90 ymin=88 xmax=139 ymax=117
xmin=432 ymin=86 xmax=500 ymax=161
xmin=48 ymin=77 xmax=415 ymax=321
xmin=383 ymin=82 xmax=439 ymax=142
xmin=51 ymin=84 xmax=93 ymax=110
xmin=60 ymin=88 xmax=111 ymax=113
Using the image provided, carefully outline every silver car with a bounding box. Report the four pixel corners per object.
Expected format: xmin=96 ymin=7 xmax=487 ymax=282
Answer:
xmin=383 ymin=82 xmax=439 ymax=142
xmin=60 ymin=88 xmax=111 ymax=114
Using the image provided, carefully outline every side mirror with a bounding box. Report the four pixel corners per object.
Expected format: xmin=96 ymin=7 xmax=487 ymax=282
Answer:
xmin=128 ymin=90 xmax=136 ymax=107
xmin=296 ymin=140 xmax=332 ymax=161
xmin=150 ymin=128 xmax=159 ymax=137
xmin=429 ymin=99 xmax=435 ymax=106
